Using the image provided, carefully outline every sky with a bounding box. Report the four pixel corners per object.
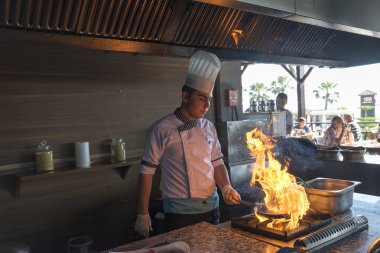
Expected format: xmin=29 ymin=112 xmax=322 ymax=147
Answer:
xmin=242 ymin=63 xmax=380 ymax=119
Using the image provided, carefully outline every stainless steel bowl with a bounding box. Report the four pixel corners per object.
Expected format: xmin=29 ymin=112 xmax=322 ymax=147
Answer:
xmin=340 ymin=146 xmax=366 ymax=160
xmin=316 ymin=147 xmax=341 ymax=160
xmin=303 ymin=177 xmax=361 ymax=214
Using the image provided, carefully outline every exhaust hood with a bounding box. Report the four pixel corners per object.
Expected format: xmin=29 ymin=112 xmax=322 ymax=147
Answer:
xmin=198 ymin=0 xmax=380 ymax=38
xmin=1 ymin=0 xmax=380 ymax=68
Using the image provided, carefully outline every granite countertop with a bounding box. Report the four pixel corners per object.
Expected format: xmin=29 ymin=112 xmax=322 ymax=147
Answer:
xmin=105 ymin=193 xmax=380 ymax=253
xmin=107 ymin=222 xmax=279 ymax=253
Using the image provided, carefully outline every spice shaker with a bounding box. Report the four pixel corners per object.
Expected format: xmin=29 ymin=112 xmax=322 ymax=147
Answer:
xmin=111 ymin=138 xmax=126 ymax=162
xmin=35 ymin=140 xmax=54 ymax=172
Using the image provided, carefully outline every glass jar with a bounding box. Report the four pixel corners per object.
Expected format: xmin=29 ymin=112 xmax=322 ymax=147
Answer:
xmin=35 ymin=140 xmax=54 ymax=172
xmin=111 ymin=138 xmax=126 ymax=162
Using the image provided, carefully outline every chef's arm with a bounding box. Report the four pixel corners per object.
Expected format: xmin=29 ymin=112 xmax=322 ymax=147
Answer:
xmin=214 ymin=164 xmax=241 ymax=205
xmin=135 ymin=173 xmax=153 ymax=237
xmin=137 ymin=173 xmax=153 ymax=215
xmin=214 ymin=164 xmax=231 ymax=190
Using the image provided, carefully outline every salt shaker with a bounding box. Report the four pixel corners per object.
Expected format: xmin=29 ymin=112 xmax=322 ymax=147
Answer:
xmin=35 ymin=140 xmax=54 ymax=172
xmin=111 ymin=138 xmax=126 ymax=162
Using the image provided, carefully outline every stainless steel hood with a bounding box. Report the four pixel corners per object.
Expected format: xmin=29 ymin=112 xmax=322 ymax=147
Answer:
xmin=198 ymin=0 xmax=380 ymax=38
xmin=1 ymin=0 xmax=380 ymax=68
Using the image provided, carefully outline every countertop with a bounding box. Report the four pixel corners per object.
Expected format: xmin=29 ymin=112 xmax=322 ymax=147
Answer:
xmin=318 ymin=153 xmax=380 ymax=164
xmin=105 ymin=193 xmax=380 ymax=253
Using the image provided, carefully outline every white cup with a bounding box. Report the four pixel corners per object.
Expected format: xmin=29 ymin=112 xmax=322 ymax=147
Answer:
xmin=75 ymin=141 xmax=91 ymax=168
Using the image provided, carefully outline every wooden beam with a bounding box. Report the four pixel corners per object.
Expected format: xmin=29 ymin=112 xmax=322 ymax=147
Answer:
xmin=296 ymin=66 xmax=306 ymax=118
xmin=241 ymin=63 xmax=249 ymax=74
xmin=281 ymin=64 xmax=296 ymax=79
xmin=300 ymin=67 xmax=314 ymax=83
xmin=282 ymin=65 xmax=313 ymax=118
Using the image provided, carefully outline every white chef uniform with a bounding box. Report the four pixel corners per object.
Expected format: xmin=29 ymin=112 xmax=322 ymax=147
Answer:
xmin=139 ymin=50 xmax=223 ymax=215
xmin=140 ymin=108 xmax=225 ymax=214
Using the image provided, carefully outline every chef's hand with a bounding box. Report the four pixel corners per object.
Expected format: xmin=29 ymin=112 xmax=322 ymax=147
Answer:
xmin=134 ymin=214 xmax=152 ymax=238
xmin=221 ymin=185 xmax=241 ymax=205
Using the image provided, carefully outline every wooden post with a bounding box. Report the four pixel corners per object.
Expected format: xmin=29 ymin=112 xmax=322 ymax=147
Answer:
xmin=297 ymin=66 xmax=306 ymax=118
xmin=281 ymin=65 xmax=313 ymax=118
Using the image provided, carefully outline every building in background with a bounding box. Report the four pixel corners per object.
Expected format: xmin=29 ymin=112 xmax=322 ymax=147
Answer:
xmin=359 ymin=90 xmax=377 ymax=118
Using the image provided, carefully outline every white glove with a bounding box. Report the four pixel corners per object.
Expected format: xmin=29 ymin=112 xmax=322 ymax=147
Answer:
xmin=134 ymin=214 xmax=152 ymax=238
xmin=222 ymin=185 xmax=241 ymax=205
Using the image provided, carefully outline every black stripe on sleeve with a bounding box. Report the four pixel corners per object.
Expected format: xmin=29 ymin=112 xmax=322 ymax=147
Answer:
xmin=141 ymin=160 xmax=159 ymax=168
xmin=211 ymin=156 xmax=223 ymax=163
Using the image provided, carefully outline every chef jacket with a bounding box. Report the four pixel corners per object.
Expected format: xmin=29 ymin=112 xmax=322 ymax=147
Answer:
xmin=140 ymin=108 xmax=225 ymax=213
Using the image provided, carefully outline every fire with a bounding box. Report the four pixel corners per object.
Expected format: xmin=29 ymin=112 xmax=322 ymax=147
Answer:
xmin=246 ymin=128 xmax=309 ymax=231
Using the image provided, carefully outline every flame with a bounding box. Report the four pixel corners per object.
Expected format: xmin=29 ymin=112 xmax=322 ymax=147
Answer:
xmin=246 ymin=128 xmax=309 ymax=231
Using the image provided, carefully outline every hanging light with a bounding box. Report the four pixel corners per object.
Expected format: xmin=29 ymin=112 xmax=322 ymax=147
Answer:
xmin=231 ymin=29 xmax=243 ymax=46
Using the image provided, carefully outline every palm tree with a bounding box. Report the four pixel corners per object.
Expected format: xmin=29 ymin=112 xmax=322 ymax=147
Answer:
xmin=312 ymin=81 xmax=340 ymax=110
xmin=246 ymin=82 xmax=270 ymax=102
xmin=269 ymin=76 xmax=294 ymax=95
xmin=244 ymin=82 xmax=270 ymax=112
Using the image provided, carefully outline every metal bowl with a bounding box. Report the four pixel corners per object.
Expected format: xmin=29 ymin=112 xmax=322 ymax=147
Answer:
xmin=316 ymin=147 xmax=341 ymax=160
xmin=303 ymin=177 xmax=361 ymax=214
xmin=340 ymin=146 xmax=366 ymax=160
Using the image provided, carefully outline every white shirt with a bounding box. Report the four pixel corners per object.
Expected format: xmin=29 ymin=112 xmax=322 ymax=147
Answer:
xmin=140 ymin=109 xmax=224 ymax=199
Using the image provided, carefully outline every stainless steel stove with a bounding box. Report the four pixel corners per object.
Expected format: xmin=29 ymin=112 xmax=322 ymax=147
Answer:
xmin=231 ymin=213 xmax=332 ymax=242
xmin=232 ymin=213 xmax=368 ymax=252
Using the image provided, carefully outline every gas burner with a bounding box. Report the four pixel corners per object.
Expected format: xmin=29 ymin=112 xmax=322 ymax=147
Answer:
xmin=231 ymin=212 xmax=332 ymax=241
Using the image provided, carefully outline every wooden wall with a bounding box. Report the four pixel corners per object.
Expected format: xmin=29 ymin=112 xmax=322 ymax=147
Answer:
xmin=0 ymin=31 xmax=194 ymax=252
xmin=0 ymin=33 xmax=189 ymax=168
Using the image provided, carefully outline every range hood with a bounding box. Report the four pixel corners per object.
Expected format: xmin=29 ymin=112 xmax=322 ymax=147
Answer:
xmin=1 ymin=0 xmax=380 ymax=68
xmin=199 ymin=0 xmax=380 ymax=38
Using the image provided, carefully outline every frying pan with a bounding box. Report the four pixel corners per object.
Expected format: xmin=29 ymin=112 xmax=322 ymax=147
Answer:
xmin=240 ymin=200 xmax=290 ymax=219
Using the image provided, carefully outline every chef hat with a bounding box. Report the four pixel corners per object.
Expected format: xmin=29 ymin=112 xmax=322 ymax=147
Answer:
xmin=184 ymin=50 xmax=221 ymax=97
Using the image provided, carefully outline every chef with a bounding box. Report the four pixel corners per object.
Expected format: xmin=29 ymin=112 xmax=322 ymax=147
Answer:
xmin=134 ymin=50 xmax=241 ymax=237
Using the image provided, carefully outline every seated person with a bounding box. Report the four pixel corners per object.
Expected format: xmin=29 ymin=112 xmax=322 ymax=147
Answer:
xmin=343 ymin=113 xmax=362 ymax=141
xmin=292 ymin=117 xmax=313 ymax=137
xmin=319 ymin=116 xmax=354 ymax=147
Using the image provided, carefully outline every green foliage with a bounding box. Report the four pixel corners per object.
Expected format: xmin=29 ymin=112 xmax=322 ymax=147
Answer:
xmin=360 ymin=105 xmax=375 ymax=110
xmin=245 ymin=76 xmax=295 ymax=107
xmin=269 ymin=76 xmax=294 ymax=95
xmin=359 ymin=105 xmax=375 ymax=118
xmin=244 ymin=82 xmax=270 ymax=102
xmin=312 ymin=81 xmax=340 ymax=110
xmin=357 ymin=117 xmax=377 ymax=129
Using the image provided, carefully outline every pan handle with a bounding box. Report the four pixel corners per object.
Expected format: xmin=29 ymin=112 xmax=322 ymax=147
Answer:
xmin=351 ymin=180 xmax=362 ymax=187
xmin=368 ymin=237 xmax=380 ymax=253
xmin=239 ymin=199 xmax=256 ymax=207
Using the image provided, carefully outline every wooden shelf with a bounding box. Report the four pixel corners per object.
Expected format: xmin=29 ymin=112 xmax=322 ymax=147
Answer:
xmin=13 ymin=157 xmax=141 ymax=198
